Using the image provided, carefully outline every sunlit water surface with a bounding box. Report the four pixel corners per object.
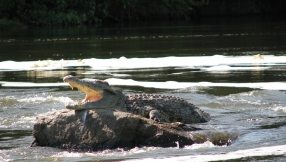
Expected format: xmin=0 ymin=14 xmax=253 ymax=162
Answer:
xmin=1 ymin=17 xmax=286 ymax=161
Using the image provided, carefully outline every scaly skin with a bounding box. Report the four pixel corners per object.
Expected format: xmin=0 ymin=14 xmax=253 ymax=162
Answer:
xmin=63 ymin=75 xmax=211 ymax=123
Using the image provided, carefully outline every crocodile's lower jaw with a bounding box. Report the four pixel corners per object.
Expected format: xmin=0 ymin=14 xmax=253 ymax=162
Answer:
xmin=65 ymin=100 xmax=95 ymax=109
xmin=65 ymin=101 xmax=77 ymax=107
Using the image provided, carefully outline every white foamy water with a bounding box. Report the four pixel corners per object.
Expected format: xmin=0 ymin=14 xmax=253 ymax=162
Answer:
xmin=0 ymin=55 xmax=285 ymax=70
xmin=1 ymin=79 xmax=286 ymax=90
xmin=106 ymin=78 xmax=286 ymax=90
xmin=0 ymin=82 xmax=67 ymax=87
xmin=0 ymin=55 xmax=286 ymax=90
xmin=126 ymin=144 xmax=286 ymax=162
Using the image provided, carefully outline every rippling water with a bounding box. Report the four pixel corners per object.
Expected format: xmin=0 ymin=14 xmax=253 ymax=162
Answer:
xmin=1 ymin=17 xmax=286 ymax=161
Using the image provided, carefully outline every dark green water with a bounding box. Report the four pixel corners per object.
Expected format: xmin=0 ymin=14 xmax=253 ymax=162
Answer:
xmin=1 ymin=16 xmax=286 ymax=61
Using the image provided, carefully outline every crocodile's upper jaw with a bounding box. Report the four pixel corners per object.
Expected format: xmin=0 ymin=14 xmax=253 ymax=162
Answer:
xmin=63 ymin=75 xmax=103 ymax=103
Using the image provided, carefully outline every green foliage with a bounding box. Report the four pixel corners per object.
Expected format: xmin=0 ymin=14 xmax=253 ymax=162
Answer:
xmin=1 ymin=0 xmax=285 ymax=27
xmin=0 ymin=18 xmax=24 ymax=29
xmin=0 ymin=0 xmax=200 ymax=27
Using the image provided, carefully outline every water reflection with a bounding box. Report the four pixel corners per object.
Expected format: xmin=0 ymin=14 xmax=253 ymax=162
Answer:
xmin=1 ymin=17 xmax=286 ymax=61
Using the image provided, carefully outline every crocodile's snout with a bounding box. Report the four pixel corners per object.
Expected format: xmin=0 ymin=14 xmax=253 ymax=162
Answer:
xmin=63 ymin=75 xmax=78 ymax=83
xmin=63 ymin=75 xmax=104 ymax=104
xmin=63 ymin=75 xmax=78 ymax=90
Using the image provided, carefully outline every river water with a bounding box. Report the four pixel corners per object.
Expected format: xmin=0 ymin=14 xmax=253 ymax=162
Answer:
xmin=0 ymin=17 xmax=286 ymax=161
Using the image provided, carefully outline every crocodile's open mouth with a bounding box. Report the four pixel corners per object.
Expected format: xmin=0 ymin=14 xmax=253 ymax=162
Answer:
xmin=63 ymin=75 xmax=103 ymax=103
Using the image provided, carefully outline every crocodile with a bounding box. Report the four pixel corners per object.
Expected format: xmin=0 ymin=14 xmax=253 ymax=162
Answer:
xmin=63 ymin=75 xmax=211 ymax=123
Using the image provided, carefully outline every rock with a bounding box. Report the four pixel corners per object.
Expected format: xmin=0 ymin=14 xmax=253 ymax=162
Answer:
xmin=31 ymin=109 xmax=236 ymax=152
xmin=31 ymin=109 xmax=198 ymax=151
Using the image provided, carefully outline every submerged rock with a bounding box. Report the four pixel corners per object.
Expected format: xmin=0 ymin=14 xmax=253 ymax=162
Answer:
xmin=31 ymin=109 xmax=234 ymax=152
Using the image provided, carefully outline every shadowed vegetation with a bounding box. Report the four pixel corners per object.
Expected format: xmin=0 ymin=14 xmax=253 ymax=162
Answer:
xmin=1 ymin=0 xmax=286 ymax=28
xmin=0 ymin=0 xmax=206 ymax=28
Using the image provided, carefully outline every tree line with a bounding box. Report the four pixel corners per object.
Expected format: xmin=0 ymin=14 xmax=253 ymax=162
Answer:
xmin=0 ymin=0 xmax=206 ymax=28
xmin=1 ymin=0 xmax=285 ymax=29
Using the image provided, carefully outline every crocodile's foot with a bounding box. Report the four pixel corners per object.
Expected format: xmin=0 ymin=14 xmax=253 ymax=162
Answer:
xmin=149 ymin=110 xmax=160 ymax=122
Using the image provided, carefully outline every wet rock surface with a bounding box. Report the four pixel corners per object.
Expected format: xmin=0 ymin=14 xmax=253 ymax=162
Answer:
xmin=31 ymin=109 xmax=234 ymax=152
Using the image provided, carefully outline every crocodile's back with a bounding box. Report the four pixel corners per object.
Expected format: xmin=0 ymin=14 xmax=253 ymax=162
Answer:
xmin=124 ymin=94 xmax=210 ymax=124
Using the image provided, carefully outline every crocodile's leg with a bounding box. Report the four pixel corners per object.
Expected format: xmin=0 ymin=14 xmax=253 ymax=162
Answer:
xmin=149 ymin=110 xmax=160 ymax=122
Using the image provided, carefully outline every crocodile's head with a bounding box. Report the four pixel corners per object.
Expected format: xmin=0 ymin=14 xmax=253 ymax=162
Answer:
xmin=63 ymin=75 xmax=118 ymax=109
